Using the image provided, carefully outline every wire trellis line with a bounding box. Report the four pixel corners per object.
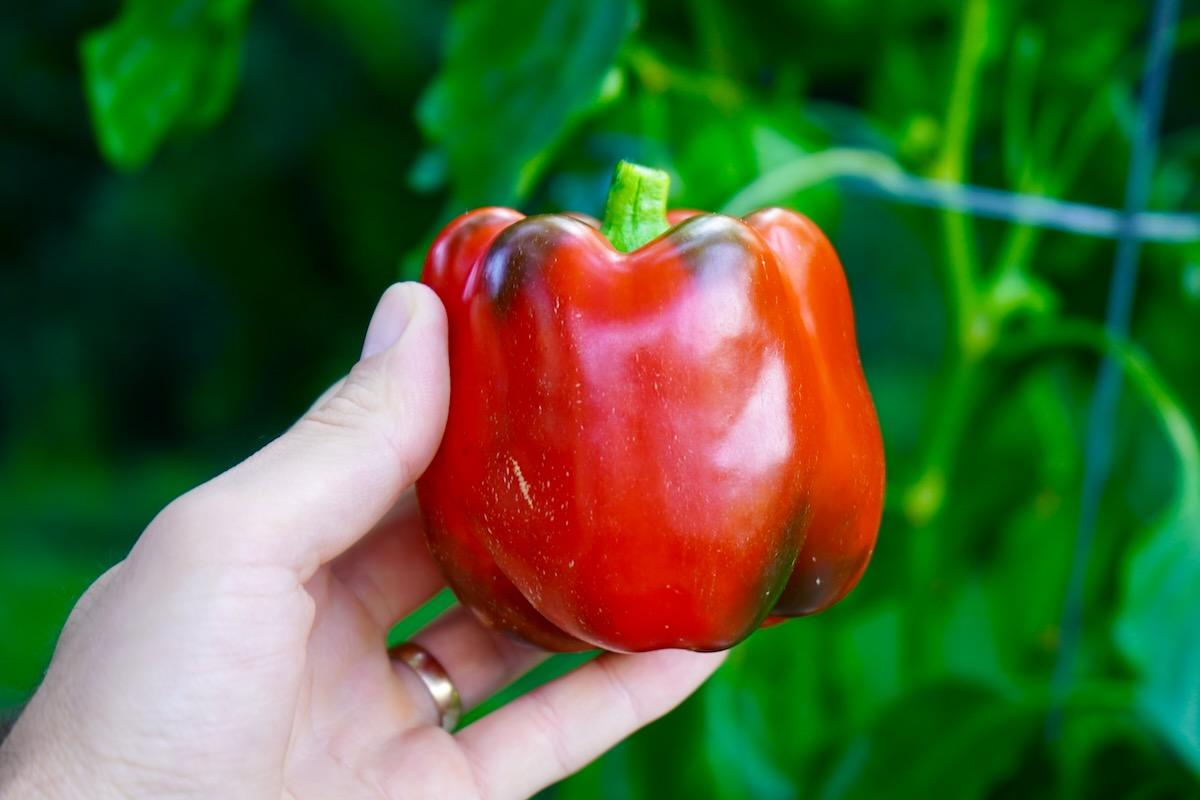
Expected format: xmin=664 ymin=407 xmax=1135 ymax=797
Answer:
xmin=722 ymin=147 xmax=1200 ymax=244
xmin=1047 ymin=0 xmax=1181 ymax=738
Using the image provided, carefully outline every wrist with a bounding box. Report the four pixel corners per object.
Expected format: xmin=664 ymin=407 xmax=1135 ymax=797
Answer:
xmin=0 ymin=728 xmax=68 ymax=800
xmin=0 ymin=698 xmax=114 ymax=800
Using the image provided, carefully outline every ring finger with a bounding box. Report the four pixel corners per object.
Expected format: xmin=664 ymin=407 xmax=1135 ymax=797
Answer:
xmin=392 ymin=606 xmax=559 ymax=725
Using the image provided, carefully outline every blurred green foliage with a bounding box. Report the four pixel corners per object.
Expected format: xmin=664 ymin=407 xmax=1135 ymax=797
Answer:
xmin=81 ymin=0 xmax=252 ymax=169
xmin=3 ymin=0 xmax=1200 ymax=796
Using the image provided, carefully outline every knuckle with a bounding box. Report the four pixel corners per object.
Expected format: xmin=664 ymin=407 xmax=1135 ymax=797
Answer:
xmin=526 ymin=691 xmax=577 ymax=777
xmin=139 ymin=485 xmax=245 ymax=565
xmin=369 ymin=727 xmax=483 ymax=800
xmin=59 ymin=562 xmax=124 ymax=641
xmin=147 ymin=488 xmax=211 ymax=540
xmin=461 ymin=743 xmax=494 ymax=800
xmin=299 ymin=367 xmax=417 ymax=482
xmin=595 ymin=657 xmax=645 ymax=727
xmin=306 ymin=367 xmax=385 ymax=432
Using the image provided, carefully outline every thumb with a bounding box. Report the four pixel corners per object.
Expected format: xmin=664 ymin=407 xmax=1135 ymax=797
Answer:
xmin=147 ymin=282 xmax=450 ymax=578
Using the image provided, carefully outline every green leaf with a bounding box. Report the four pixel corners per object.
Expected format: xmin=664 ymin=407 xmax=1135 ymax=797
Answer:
xmin=818 ymin=682 xmax=1037 ymax=800
xmin=830 ymin=602 xmax=906 ymax=729
xmin=1022 ymin=322 xmax=1200 ymax=775
xmin=291 ymin=0 xmax=445 ymax=92
xmin=700 ymin=668 xmax=797 ymax=800
xmin=418 ymin=0 xmax=636 ymax=207
xmin=81 ymin=0 xmax=252 ymax=170
xmin=1056 ymin=703 xmax=1199 ymax=799
xmin=1108 ymin=340 xmax=1200 ymax=774
xmin=1117 ymin=484 xmax=1200 ymax=773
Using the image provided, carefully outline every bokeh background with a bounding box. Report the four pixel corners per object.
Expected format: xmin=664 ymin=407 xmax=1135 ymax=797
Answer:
xmin=4 ymin=0 xmax=1200 ymax=796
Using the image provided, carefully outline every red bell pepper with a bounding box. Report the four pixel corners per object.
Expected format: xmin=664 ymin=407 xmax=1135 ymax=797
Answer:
xmin=417 ymin=162 xmax=884 ymax=652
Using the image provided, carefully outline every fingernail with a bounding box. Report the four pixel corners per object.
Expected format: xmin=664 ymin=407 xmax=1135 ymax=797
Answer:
xmin=361 ymin=284 xmax=415 ymax=359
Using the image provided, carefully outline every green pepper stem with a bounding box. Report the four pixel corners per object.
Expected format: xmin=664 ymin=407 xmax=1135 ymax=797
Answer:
xmin=599 ymin=161 xmax=672 ymax=252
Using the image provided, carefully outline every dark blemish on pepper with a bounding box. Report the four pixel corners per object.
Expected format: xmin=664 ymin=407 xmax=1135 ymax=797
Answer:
xmin=483 ymin=215 xmax=590 ymax=313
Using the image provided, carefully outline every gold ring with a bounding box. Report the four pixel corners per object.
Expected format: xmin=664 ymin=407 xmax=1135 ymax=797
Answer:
xmin=388 ymin=642 xmax=462 ymax=731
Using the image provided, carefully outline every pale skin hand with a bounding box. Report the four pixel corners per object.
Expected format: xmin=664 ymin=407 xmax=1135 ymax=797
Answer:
xmin=0 ymin=283 xmax=725 ymax=799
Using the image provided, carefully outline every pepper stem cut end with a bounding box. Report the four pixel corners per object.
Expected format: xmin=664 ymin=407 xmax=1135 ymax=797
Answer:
xmin=599 ymin=161 xmax=672 ymax=253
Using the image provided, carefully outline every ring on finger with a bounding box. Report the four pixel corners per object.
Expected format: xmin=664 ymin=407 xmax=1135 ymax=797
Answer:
xmin=388 ymin=641 xmax=463 ymax=731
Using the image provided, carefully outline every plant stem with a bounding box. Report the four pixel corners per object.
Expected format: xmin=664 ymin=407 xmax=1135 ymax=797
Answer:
xmin=600 ymin=161 xmax=672 ymax=253
xmin=929 ymin=0 xmax=990 ymax=344
xmin=902 ymin=0 xmax=992 ymax=680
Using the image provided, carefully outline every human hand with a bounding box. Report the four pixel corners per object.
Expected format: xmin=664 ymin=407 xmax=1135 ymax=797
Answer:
xmin=0 ymin=283 xmax=725 ymax=799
